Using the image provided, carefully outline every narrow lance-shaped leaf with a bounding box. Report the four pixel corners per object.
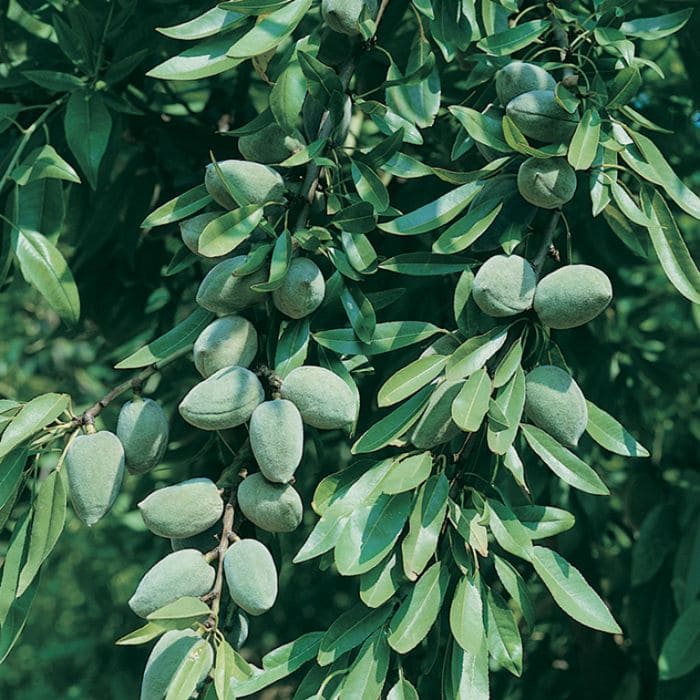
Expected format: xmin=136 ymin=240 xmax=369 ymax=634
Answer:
xmin=532 ymin=545 xmax=622 ymax=634
xmin=521 ymin=424 xmax=609 ymax=495
xmin=377 ymin=355 xmax=447 ymax=407
xmin=378 ymin=182 xmax=483 ymax=235
xmin=141 ymin=185 xmax=213 ymax=228
xmin=387 ymin=561 xmax=450 ymax=653
xmin=585 ymin=400 xmax=649 ymax=457
xmin=568 ymin=108 xmax=601 ymax=171
xmin=451 ymin=368 xmax=491 ymax=433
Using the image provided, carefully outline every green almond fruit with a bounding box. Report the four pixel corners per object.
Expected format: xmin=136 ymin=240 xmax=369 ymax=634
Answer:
xmin=204 ymin=160 xmax=285 ymax=210
xmin=249 ymin=399 xmax=304 ymax=483
xmin=223 ymin=539 xmax=278 ymax=616
xmin=321 ymin=0 xmax=378 ymax=35
xmin=170 ymin=522 xmax=220 ymax=553
xmin=472 ymin=254 xmax=537 ymax=318
xmin=139 ymin=477 xmax=224 ymax=539
xmin=534 ymin=264 xmax=613 ymax=329
xmin=237 ymin=473 xmax=303 ymax=533
xmin=193 ymin=315 xmax=258 ymax=378
xmin=409 ymin=380 xmax=463 ymax=449
xmin=272 ymin=257 xmax=326 ymax=319
xmin=179 ymin=366 xmax=265 ymax=431
xmin=226 ymin=609 xmax=249 ymax=650
xmin=524 ymin=365 xmax=588 ymax=448
xmin=506 ymin=89 xmax=579 ymax=143
xmin=495 ymin=62 xmax=556 ymax=106
xmin=280 ymin=365 xmax=357 ymax=431
xmin=66 ymin=431 xmax=125 ymax=527
xmin=239 ymin=123 xmax=305 ymax=164
xmin=179 ymin=212 xmax=219 ymax=256
xmin=196 ymin=256 xmax=268 ymax=315
xmin=140 ymin=630 xmax=213 ymax=700
xmin=116 ymin=397 xmax=169 ymax=475
xmin=129 ymin=549 xmax=216 ymax=618
xmin=517 ymin=157 xmax=577 ymax=209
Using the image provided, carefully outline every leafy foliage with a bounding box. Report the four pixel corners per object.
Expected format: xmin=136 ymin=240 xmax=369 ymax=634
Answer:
xmin=1 ymin=0 xmax=699 ymax=699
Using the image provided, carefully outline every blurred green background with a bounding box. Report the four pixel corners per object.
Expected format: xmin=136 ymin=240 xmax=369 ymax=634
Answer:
xmin=0 ymin=0 xmax=699 ymax=698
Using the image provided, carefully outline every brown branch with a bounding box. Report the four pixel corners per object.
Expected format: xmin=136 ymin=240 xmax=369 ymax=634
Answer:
xmin=204 ymin=439 xmax=252 ymax=630
xmin=74 ymin=345 xmax=191 ymax=426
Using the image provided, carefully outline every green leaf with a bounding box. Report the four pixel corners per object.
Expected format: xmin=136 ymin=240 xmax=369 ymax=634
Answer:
xmin=220 ymin=0 xmax=291 ymax=14
xmin=486 ymin=499 xmax=534 ymax=562
xmin=16 ymin=470 xmax=66 ymax=596
xmin=314 ymin=321 xmax=442 ymax=356
xmin=380 ymin=452 xmax=433 ymax=495
xmin=625 ymin=130 xmax=700 ymax=220
xmin=214 ymin=639 xmax=242 ymax=699
xmin=231 ymin=632 xmax=323 ymax=697
xmin=360 ymin=552 xmax=403 ymax=608
xmin=532 ymin=545 xmax=622 ymax=634
xmin=512 ymin=505 xmax=575 ymax=539
xmin=11 ymin=229 xmax=80 ymax=324
xmin=270 ymin=59 xmax=307 ymax=134
xmin=585 ymin=400 xmax=649 ymax=457
xmin=0 ymin=448 xmax=27 ymax=511
xmin=23 ymin=70 xmax=84 ymax=92
xmin=115 ymin=622 xmax=167 ymax=646
xmin=340 ymin=630 xmax=390 ymax=698
xmin=226 ymin=0 xmax=312 ymax=58
xmin=446 ymin=326 xmax=509 ymax=379
xmin=449 ymin=636 xmax=489 ymax=700
xmin=487 ymin=367 xmax=525 ymax=455
xmin=485 ymin=588 xmax=523 ymax=676
xmin=378 ymin=355 xmax=446 ymax=407
xmin=449 ymin=106 xmax=509 ymax=152
xmin=197 ymin=205 xmax=263 ymax=258
xmin=567 ymin=109 xmax=601 ymax=171
xmin=157 ymin=7 xmax=246 ymax=40
xmin=115 ymin=307 xmax=214 ymax=369
xmin=607 ymin=66 xmax=642 ymax=110
xmin=620 ymin=9 xmax=692 ymax=40
xmin=432 ymin=200 xmax=503 ymax=255
xmin=378 ymin=182 xmax=482 ymax=235
xmin=340 ymin=282 xmax=376 ymax=344
xmin=147 ymin=597 xmax=211 ymax=622
xmin=165 ymin=638 xmax=213 ymax=700
xmin=0 ymin=577 xmax=40 ymax=664
xmin=493 ymin=338 xmax=522 ymax=388
xmin=477 ymin=19 xmax=551 ymax=56
xmin=401 ymin=474 xmax=449 ymax=580
xmin=0 ymin=510 xmax=32 ymax=623
xmin=450 ymin=572 xmax=484 ymax=654
xmin=521 ymin=424 xmax=609 ymax=495
xmin=332 ymin=202 xmax=377 ymax=234
xmin=334 ymin=492 xmax=413 ymax=575
xmin=502 ymin=115 xmax=568 ymax=158
xmin=379 ymin=253 xmax=471 ymax=276
xmin=451 ymin=368 xmax=491 ymax=433
xmin=277 ymin=137 xmax=327 ymax=167
xmin=387 ymin=676 xmax=420 ymax=700
xmin=0 ymin=393 xmax=69 ymax=459
xmin=352 ymin=386 xmax=434 ymax=454
xmin=493 ymin=555 xmax=535 ymax=628
xmin=293 ymin=509 xmax=349 ymax=563
xmin=11 ymin=145 xmax=80 ymax=185
xmin=141 ymin=185 xmax=213 ymax=228
xmin=639 ymin=188 xmax=700 ymax=304
xmin=351 ymin=160 xmax=390 ymax=213
xmin=274 ymin=318 xmax=310 ymax=377
xmin=147 ymin=33 xmax=244 ymax=80
xmin=317 ymin=603 xmax=392 ymax=666
xmin=388 ymin=561 xmax=450 ymax=653
xmin=297 ymin=51 xmax=343 ymax=106
xmin=64 ymin=90 xmax=112 ymax=188
xmin=658 ymin=600 xmax=700 ymax=680
xmin=252 ymin=230 xmax=292 ymax=292
xmin=341 ymin=230 xmax=378 ymax=273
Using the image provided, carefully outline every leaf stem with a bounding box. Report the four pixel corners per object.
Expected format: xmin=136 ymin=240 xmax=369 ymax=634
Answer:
xmin=0 ymin=99 xmax=64 ymax=197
